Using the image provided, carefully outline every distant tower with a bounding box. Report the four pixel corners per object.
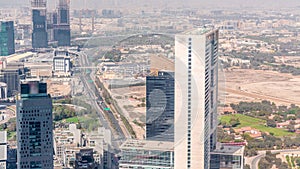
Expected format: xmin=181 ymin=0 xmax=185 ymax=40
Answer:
xmin=16 ymin=80 xmax=53 ymax=169
xmin=54 ymin=0 xmax=71 ymax=46
xmin=31 ymin=0 xmax=48 ymax=48
xmin=0 ymin=21 xmax=15 ymax=56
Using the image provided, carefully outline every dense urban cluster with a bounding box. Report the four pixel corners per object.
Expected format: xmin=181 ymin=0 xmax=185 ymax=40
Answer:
xmin=0 ymin=1 xmax=300 ymax=169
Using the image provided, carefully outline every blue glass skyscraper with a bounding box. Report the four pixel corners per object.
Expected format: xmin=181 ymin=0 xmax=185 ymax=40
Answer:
xmin=146 ymin=71 xmax=174 ymax=142
xmin=0 ymin=21 xmax=15 ymax=56
xmin=31 ymin=0 xmax=48 ymax=49
xmin=54 ymin=0 xmax=71 ymax=46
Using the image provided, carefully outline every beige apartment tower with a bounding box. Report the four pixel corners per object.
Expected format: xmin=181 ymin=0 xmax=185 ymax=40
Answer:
xmin=175 ymin=28 xmax=219 ymax=169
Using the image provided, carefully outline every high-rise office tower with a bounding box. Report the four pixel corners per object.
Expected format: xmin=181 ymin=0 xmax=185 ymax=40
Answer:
xmin=46 ymin=12 xmax=56 ymax=42
xmin=0 ymin=21 xmax=15 ymax=56
xmin=174 ymin=28 xmax=219 ymax=169
xmin=31 ymin=0 xmax=48 ymax=48
xmin=54 ymin=0 xmax=71 ymax=46
xmin=16 ymin=80 xmax=53 ymax=169
xmin=146 ymin=71 xmax=174 ymax=142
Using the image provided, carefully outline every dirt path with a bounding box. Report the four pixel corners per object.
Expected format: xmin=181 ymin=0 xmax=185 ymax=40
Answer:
xmin=225 ymin=88 xmax=300 ymax=106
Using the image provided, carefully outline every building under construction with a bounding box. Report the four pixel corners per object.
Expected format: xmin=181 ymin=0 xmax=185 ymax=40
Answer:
xmin=53 ymin=0 xmax=71 ymax=46
xmin=31 ymin=0 xmax=48 ymax=48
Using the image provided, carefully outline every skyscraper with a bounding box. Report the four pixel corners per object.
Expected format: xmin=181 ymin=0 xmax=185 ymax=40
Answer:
xmin=174 ymin=28 xmax=219 ymax=169
xmin=31 ymin=0 xmax=48 ymax=48
xmin=54 ymin=0 xmax=71 ymax=46
xmin=146 ymin=70 xmax=174 ymax=142
xmin=0 ymin=21 xmax=15 ymax=56
xmin=16 ymin=80 xmax=53 ymax=169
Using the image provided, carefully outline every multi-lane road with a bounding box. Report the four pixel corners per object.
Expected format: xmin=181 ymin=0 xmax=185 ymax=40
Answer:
xmin=250 ymin=149 xmax=300 ymax=169
xmin=76 ymin=50 xmax=126 ymax=149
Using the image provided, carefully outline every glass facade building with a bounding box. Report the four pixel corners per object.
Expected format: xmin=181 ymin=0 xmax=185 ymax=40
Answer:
xmin=16 ymin=80 xmax=53 ymax=169
xmin=31 ymin=0 xmax=48 ymax=48
xmin=210 ymin=144 xmax=244 ymax=169
xmin=146 ymin=71 xmax=174 ymax=142
xmin=54 ymin=0 xmax=71 ymax=46
xmin=0 ymin=21 xmax=15 ymax=56
xmin=0 ymin=62 xmax=25 ymax=97
xmin=119 ymin=140 xmax=174 ymax=169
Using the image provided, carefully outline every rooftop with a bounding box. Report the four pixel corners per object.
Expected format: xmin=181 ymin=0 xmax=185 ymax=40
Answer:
xmin=6 ymin=52 xmax=34 ymax=63
xmin=120 ymin=139 xmax=174 ymax=151
xmin=21 ymin=78 xmax=41 ymax=83
xmin=181 ymin=27 xmax=217 ymax=35
xmin=211 ymin=143 xmax=244 ymax=156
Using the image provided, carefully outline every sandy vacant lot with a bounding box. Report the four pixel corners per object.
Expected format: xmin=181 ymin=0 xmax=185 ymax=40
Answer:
xmin=223 ymin=68 xmax=300 ymax=106
xmin=111 ymin=86 xmax=146 ymax=139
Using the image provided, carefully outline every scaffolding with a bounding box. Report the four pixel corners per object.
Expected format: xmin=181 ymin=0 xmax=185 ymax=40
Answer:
xmin=31 ymin=0 xmax=47 ymax=8
xmin=57 ymin=0 xmax=70 ymax=24
xmin=58 ymin=0 xmax=70 ymax=9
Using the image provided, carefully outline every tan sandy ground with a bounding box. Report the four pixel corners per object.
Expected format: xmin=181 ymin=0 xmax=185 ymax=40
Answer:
xmin=111 ymin=86 xmax=146 ymax=139
xmin=47 ymin=80 xmax=71 ymax=97
xmin=223 ymin=68 xmax=300 ymax=106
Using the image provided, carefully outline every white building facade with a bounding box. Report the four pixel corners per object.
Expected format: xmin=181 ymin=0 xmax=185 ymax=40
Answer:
xmin=0 ymin=131 xmax=7 ymax=169
xmin=53 ymin=49 xmax=71 ymax=77
xmin=175 ymin=28 xmax=219 ymax=169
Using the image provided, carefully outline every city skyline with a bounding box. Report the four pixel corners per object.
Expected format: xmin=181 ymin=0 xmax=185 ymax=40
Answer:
xmin=1 ymin=1 xmax=300 ymax=169
xmin=1 ymin=0 xmax=300 ymax=9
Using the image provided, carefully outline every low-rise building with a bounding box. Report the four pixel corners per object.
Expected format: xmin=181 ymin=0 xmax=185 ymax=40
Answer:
xmin=210 ymin=143 xmax=245 ymax=169
xmin=234 ymin=127 xmax=262 ymax=139
xmin=53 ymin=49 xmax=72 ymax=77
xmin=75 ymin=149 xmax=99 ymax=169
xmin=119 ymin=139 xmax=174 ymax=169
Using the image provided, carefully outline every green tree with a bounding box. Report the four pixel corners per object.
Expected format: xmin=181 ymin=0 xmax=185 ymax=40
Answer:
xmin=229 ymin=117 xmax=240 ymax=127
xmin=266 ymin=119 xmax=277 ymax=128
xmin=287 ymin=124 xmax=295 ymax=132
xmin=296 ymin=158 xmax=300 ymax=166
xmin=244 ymin=164 xmax=250 ymax=169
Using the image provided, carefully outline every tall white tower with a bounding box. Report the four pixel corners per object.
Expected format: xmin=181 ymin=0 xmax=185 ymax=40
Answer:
xmin=174 ymin=28 xmax=219 ymax=169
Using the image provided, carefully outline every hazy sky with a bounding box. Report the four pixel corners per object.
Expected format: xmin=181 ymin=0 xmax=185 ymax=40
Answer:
xmin=1 ymin=0 xmax=300 ymax=9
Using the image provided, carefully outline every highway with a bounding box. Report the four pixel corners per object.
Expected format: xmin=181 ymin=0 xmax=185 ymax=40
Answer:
xmin=250 ymin=149 xmax=300 ymax=169
xmin=77 ymin=50 xmax=126 ymax=149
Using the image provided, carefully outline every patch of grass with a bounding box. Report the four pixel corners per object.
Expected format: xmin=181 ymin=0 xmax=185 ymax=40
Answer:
xmin=286 ymin=156 xmax=292 ymax=168
xmin=133 ymin=120 xmax=145 ymax=128
xmin=291 ymin=156 xmax=296 ymax=167
xmin=65 ymin=117 xmax=79 ymax=123
xmin=220 ymin=114 xmax=294 ymax=137
xmin=7 ymin=131 xmax=16 ymax=141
